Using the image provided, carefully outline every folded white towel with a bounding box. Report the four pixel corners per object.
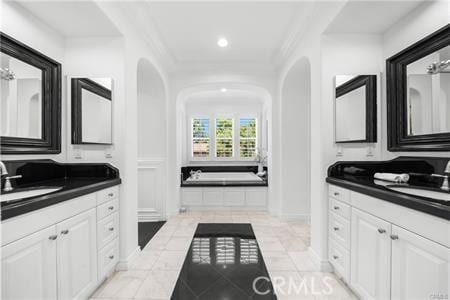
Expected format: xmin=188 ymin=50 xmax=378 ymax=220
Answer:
xmin=374 ymin=173 xmax=410 ymax=183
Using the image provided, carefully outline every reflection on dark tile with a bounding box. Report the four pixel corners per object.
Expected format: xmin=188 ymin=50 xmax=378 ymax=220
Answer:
xmin=171 ymin=223 xmax=277 ymax=300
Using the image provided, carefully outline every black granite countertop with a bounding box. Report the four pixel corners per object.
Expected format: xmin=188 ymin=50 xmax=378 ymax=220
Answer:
xmin=327 ymin=157 xmax=450 ymax=220
xmin=1 ymin=160 xmax=121 ymax=221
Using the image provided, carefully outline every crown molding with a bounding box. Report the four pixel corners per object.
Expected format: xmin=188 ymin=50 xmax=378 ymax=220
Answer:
xmin=271 ymin=1 xmax=316 ymax=68
xmin=119 ymin=2 xmax=177 ymax=72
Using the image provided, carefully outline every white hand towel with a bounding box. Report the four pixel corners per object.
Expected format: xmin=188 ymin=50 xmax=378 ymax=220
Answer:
xmin=374 ymin=173 xmax=410 ymax=183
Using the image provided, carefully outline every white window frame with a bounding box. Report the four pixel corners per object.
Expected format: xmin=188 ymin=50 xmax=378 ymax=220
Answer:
xmin=214 ymin=116 xmax=234 ymax=160
xmin=188 ymin=113 xmax=260 ymax=162
xmin=190 ymin=117 xmax=211 ymax=160
xmin=238 ymin=116 xmax=258 ymax=160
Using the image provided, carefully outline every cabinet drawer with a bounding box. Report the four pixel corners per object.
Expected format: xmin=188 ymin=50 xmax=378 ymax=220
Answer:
xmin=329 ymin=238 xmax=350 ymax=283
xmin=328 ymin=185 xmax=350 ymax=204
xmin=98 ymin=238 xmax=119 ymax=280
xmin=97 ymin=186 xmax=119 ymax=205
xmin=329 ymin=212 xmax=351 ymax=249
xmin=329 ymin=197 xmax=350 ymax=220
xmin=97 ymin=198 xmax=119 ymax=221
xmin=97 ymin=213 xmax=119 ymax=249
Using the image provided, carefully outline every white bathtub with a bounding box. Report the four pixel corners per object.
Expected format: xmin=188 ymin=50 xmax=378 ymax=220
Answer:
xmin=186 ymin=172 xmax=263 ymax=182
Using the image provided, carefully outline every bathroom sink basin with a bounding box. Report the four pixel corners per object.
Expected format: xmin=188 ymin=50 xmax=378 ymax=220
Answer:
xmin=0 ymin=187 xmax=63 ymax=202
xmin=387 ymin=186 xmax=450 ymax=202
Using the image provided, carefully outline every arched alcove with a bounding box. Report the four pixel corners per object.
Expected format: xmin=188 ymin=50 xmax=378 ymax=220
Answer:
xmin=173 ymin=83 xmax=274 ymax=213
xmin=280 ymin=57 xmax=311 ymax=219
xmin=136 ymin=58 xmax=167 ymax=221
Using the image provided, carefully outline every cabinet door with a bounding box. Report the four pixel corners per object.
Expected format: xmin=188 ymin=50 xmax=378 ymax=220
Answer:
xmin=57 ymin=208 xmax=97 ymax=300
xmin=391 ymin=225 xmax=449 ymax=300
xmin=2 ymin=226 xmax=58 ymax=300
xmin=351 ymin=208 xmax=391 ymax=300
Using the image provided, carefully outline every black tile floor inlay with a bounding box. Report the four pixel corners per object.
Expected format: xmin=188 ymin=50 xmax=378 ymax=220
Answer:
xmin=171 ymin=223 xmax=277 ymax=300
xmin=138 ymin=221 xmax=166 ymax=250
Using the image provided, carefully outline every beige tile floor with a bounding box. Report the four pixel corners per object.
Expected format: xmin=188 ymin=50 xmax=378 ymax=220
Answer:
xmin=90 ymin=210 xmax=358 ymax=300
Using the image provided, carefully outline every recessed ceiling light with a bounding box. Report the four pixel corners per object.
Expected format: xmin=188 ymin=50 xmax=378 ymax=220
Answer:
xmin=217 ymin=37 xmax=228 ymax=48
xmin=220 ymin=88 xmax=227 ymax=93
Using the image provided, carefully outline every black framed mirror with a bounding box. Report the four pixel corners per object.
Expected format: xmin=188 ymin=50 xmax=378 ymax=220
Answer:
xmin=1 ymin=32 xmax=61 ymax=154
xmin=334 ymin=75 xmax=377 ymax=143
xmin=387 ymin=24 xmax=450 ymax=151
xmin=71 ymin=78 xmax=113 ymax=145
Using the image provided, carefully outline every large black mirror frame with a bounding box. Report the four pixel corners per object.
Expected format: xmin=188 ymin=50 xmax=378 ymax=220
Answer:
xmin=335 ymin=75 xmax=377 ymax=143
xmin=386 ymin=25 xmax=450 ymax=151
xmin=71 ymin=78 xmax=112 ymax=145
xmin=0 ymin=32 xmax=61 ymax=154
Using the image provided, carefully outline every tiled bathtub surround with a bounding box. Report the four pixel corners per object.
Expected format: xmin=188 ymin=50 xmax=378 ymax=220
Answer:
xmin=91 ymin=211 xmax=356 ymax=300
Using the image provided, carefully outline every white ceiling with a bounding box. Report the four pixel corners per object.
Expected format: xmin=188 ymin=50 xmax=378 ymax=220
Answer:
xmin=17 ymin=1 xmax=121 ymax=37
xmin=143 ymin=2 xmax=311 ymax=64
xmin=325 ymin=1 xmax=424 ymax=34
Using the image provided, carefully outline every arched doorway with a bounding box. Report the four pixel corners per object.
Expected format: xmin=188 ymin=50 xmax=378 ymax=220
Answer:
xmin=136 ymin=58 xmax=167 ymax=222
xmin=281 ymin=57 xmax=312 ymax=219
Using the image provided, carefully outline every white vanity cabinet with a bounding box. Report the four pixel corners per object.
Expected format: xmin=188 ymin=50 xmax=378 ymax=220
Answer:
xmin=390 ymin=225 xmax=449 ymax=300
xmin=328 ymin=184 xmax=450 ymax=300
xmin=56 ymin=208 xmax=98 ymax=300
xmin=350 ymin=208 xmax=391 ymax=300
xmin=1 ymin=185 xmax=120 ymax=300
xmin=2 ymin=226 xmax=58 ymax=300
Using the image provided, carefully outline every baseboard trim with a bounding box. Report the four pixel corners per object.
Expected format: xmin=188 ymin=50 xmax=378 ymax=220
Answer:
xmin=138 ymin=209 xmax=162 ymax=222
xmin=116 ymin=246 xmax=141 ymax=271
xmin=308 ymin=246 xmax=332 ymax=272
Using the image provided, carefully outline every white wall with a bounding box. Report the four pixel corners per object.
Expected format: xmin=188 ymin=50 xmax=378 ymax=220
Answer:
xmin=381 ymin=0 xmax=450 ymax=159
xmin=64 ymin=37 xmax=124 ymax=164
xmin=136 ymin=58 xmax=167 ymax=222
xmin=278 ymin=0 xmax=449 ymax=270
xmin=278 ymin=2 xmax=345 ymax=269
xmin=1 ymin=1 xmax=171 ymax=268
xmin=321 ymin=34 xmax=383 ymax=163
xmin=1 ymin=1 xmax=65 ymax=161
xmin=280 ymin=58 xmax=311 ymax=220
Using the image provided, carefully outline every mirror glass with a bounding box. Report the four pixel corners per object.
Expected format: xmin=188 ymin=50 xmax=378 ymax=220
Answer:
xmin=1 ymin=52 xmax=42 ymax=139
xmin=335 ymin=75 xmax=366 ymax=142
xmin=72 ymin=77 xmax=112 ymax=144
xmin=406 ymin=46 xmax=450 ymax=136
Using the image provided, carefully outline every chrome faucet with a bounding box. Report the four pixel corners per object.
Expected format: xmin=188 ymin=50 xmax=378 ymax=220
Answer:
xmin=431 ymin=161 xmax=450 ymax=192
xmin=0 ymin=161 xmax=8 ymax=176
xmin=0 ymin=161 xmax=22 ymax=192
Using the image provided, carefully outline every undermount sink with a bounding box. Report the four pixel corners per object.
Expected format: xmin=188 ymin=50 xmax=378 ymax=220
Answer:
xmin=387 ymin=186 xmax=450 ymax=202
xmin=0 ymin=187 xmax=63 ymax=202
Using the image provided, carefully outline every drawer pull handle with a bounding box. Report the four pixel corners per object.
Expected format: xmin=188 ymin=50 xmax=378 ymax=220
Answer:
xmin=108 ymin=206 xmax=114 ymax=210
xmin=390 ymin=235 xmax=399 ymax=240
xmin=332 ymin=255 xmax=338 ymax=260
xmin=61 ymin=230 xmax=69 ymax=235
xmin=378 ymin=228 xmax=386 ymax=234
xmin=334 ymin=192 xmax=340 ymax=196
xmin=333 ymin=227 xmax=339 ymax=231
xmin=109 ymin=227 xmax=114 ymax=232
xmin=49 ymin=235 xmax=58 ymax=240
xmin=333 ymin=206 xmax=339 ymax=210
xmin=108 ymin=193 xmax=114 ymax=197
xmin=109 ymin=255 xmax=114 ymax=260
